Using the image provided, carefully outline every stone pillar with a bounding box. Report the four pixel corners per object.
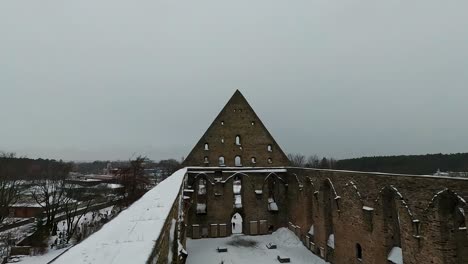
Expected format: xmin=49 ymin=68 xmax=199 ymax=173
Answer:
xmin=210 ymin=224 xmax=218 ymax=238
xmin=192 ymin=224 xmax=200 ymax=239
xmin=219 ymin=224 xmax=227 ymax=237
xmin=259 ymin=220 xmax=268 ymax=234
xmin=250 ymin=221 xmax=258 ymax=235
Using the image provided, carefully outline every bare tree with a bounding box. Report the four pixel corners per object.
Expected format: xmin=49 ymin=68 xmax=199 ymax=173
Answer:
xmin=0 ymin=153 xmax=20 ymax=225
xmin=287 ymin=153 xmax=306 ymax=167
xmin=30 ymin=162 xmax=71 ymax=228
xmin=306 ymin=155 xmax=320 ymax=168
xmin=62 ymin=184 xmax=94 ymax=243
xmin=117 ymin=156 xmax=151 ymax=206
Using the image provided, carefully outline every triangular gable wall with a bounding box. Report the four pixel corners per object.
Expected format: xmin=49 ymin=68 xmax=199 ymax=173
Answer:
xmin=183 ymin=90 xmax=290 ymax=167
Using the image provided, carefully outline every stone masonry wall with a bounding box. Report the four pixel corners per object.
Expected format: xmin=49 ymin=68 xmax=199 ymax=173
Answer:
xmin=287 ymin=168 xmax=468 ymax=264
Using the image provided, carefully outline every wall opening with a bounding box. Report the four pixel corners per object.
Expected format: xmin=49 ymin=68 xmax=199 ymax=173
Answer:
xmin=267 ymin=145 xmax=272 ymax=152
xmin=267 ymin=177 xmax=279 ymax=212
xmin=204 ymin=143 xmax=209 ymax=150
xmin=381 ymin=188 xmax=402 ymax=264
xmin=203 ymin=156 xmax=209 ymax=164
xmin=233 ymin=176 xmax=242 ymax=209
xmin=267 ymin=158 xmax=272 ymax=164
xmin=322 ymin=181 xmax=335 ymax=260
xmin=235 ymin=156 xmax=242 ymax=167
xmin=251 ymin=121 xmax=255 ymax=126
xmin=356 ymin=243 xmax=362 ymax=260
xmin=436 ymin=191 xmax=468 ymax=264
xmin=219 ymin=156 xmax=225 ymax=166
xmin=251 ymin=157 xmax=257 ymax=164
xmin=231 ymin=213 xmax=243 ymax=234
xmin=235 ymin=135 xmax=241 ymax=145
xmin=196 ymin=178 xmax=207 ymax=214
xmin=221 ymin=121 xmax=224 ymax=125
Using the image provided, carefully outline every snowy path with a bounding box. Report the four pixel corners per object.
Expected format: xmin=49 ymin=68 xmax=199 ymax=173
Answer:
xmin=186 ymin=228 xmax=328 ymax=264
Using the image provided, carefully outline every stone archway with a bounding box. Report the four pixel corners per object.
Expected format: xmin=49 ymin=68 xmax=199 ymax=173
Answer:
xmin=231 ymin=212 xmax=243 ymax=234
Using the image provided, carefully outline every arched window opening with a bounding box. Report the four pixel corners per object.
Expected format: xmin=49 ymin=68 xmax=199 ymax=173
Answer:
xmin=221 ymin=121 xmax=224 ymax=126
xmin=233 ymin=176 xmax=242 ymax=209
xmin=235 ymin=135 xmax=241 ymax=145
xmin=231 ymin=213 xmax=243 ymax=234
xmin=219 ymin=156 xmax=225 ymax=166
xmin=356 ymin=243 xmax=362 ymax=260
xmin=382 ymin=188 xmax=402 ymax=264
xmin=435 ymin=191 xmax=468 ymax=264
xmin=322 ymin=181 xmax=335 ymax=253
xmin=267 ymin=158 xmax=273 ymax=164
xmin=204 ymin=156 xmax=209 ymax=164
xmin=204 ymin=143 xmax=209 ymax=150
xmin=267 ymin=145 xmax=272 ymax=152
xmin=235 ymin=156 xmax=242 ymax=167
xmin=221 ymin=138 xmax=225 ymax=143
xmin=251 ymin=121 xmax=255 ymax=126
xmin=251 ymin=157 xmax=257 ymax=164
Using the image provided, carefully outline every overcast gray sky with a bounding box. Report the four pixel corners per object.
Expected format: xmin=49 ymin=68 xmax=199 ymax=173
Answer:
xmin=1 ymin=1 xmax=468 ymax=161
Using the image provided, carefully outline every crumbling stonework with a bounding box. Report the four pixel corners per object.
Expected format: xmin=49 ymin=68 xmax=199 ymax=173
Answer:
xmin=185 ymin=167 xmax=468 ymax=264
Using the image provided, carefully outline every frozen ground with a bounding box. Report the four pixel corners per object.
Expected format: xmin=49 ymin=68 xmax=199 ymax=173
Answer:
xmin=9 ymin=247 xmax=69 ymax=264
xmin=186 ymin=228 xmax=328 ymax=264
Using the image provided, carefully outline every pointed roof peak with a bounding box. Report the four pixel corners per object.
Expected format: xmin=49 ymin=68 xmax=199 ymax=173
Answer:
xmin=183 ymin=91 xmax=290 ymax=167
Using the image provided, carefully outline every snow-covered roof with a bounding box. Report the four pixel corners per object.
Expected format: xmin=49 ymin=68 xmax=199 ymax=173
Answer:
xmin=52 ymin=168 xmax=187 ymax=264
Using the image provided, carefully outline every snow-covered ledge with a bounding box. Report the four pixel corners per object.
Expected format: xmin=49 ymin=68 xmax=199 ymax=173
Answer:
xmin=52 ymin=168 xmax=187 ymax=264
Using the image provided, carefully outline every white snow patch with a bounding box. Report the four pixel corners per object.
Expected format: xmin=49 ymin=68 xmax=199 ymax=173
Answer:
xmin=327 ymin=234 xmax=335 ymax=249
xmin=387 ymin=246 xmax=403 ymax=264
xmin=53 ymin=168 xmax=187 ymax=264
xmin=186 ymin=228 xmax=328 ymax=264
xmin=363 ymin=206 xmax=374 ymax=211
xmin=267 ymin=198 xmax=278 ymax=211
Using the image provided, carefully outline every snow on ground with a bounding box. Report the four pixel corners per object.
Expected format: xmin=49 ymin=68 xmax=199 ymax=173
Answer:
xmin=10 ymin=247 xmax=70 ymax=264
xmin=52 ymin=168 xmax=186 ymax=264
xmin=186 ymin=228 xmax=328 ymax=264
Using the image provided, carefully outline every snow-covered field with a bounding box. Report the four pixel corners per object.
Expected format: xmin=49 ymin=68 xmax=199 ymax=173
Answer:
xmin=186 ymin=228 xmax=329 ymax=264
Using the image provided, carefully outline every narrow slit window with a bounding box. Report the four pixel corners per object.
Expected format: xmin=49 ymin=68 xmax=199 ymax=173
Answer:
xmin=236 ymin=135 xmax=241 ymax=145
xmin=251 ymin=157 xmax=256 ymax=164
xmin=356 ymin=243 xmax=362 ymax=260
xmin=219 ymin=156 xmax=225 ymax=166
xmin=221 ymin=121 xmax=224 ymax=126
xmin=267 ymin=145 xmax=272 ymax=152
xmin=235 ymin=156 xmax=242 ymax=167
xmin=204 ymin=143 xmax=209 ymax=150
xmin=221 ymin=138 xmax=225 ymax=143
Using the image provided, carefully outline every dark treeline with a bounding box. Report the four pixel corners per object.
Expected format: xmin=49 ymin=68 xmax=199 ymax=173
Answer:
xmin=0 ymin=154 xmax=71 ymax=180
xmin=335 ymin=153 xmax=468 ymax=175
xmin=72 ymin=158 xmax=182 ymax=176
